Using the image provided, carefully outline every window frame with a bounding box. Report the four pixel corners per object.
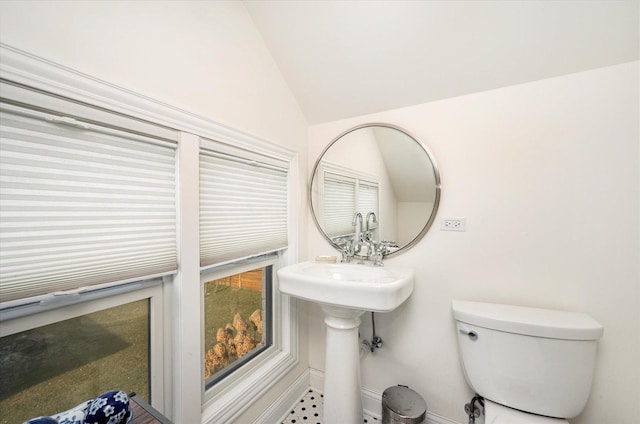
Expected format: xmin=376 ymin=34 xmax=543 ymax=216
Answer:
xmin=199 ymin=251 xmax=298 ymax=424
xmin=177 ymin=131 xmax=300 ymax=424
xmin=200 ymin=255 xmax=277 ymax=392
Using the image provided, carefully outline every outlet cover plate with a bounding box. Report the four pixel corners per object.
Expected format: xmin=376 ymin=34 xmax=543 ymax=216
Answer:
xmin=441 ymin=217 xmax=466 ymax=231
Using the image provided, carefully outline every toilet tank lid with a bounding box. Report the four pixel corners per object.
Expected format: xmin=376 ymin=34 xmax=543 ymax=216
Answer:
xmin=452 ymin=300 xmax=603 ymax=340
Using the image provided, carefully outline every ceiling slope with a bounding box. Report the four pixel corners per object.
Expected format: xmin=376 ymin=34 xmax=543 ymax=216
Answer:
xmin=245 ymin=1 xmax=639 ymax=124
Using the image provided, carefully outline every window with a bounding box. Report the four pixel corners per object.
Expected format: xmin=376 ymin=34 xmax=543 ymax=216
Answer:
xmin=199 ymin=139 xmax=288 ymax=391
xmin=0 ymin=283 xmax=164 ymax=424
xmin=202 ymin=261 xmax=274 ymax=388
xmin=0 ymin=46 xmax=301 ymax=424
xmin=319 ymin=163 xmax=379 ymax=240
xmin=0 ymin=81 xmax=175 ymax=417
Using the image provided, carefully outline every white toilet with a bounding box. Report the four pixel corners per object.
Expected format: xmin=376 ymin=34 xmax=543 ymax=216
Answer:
xmin=452 ymin=300 xmax=604 ymax=424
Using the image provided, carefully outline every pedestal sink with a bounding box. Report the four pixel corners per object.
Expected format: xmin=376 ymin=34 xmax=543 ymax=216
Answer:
xmin=278 ymin=261 xmax=414 ymax=424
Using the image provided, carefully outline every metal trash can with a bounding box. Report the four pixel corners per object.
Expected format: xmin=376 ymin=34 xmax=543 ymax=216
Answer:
xmin=382 ymin=385 xmax=427 ymax=424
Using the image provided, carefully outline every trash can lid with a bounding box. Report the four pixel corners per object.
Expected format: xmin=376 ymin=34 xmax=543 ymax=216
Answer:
xmin=382 ymin=385 xmax=427 ymax=419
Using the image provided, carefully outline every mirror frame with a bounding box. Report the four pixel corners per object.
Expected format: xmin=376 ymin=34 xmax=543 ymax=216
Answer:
xmin=309 ymin=122 xmax=441 ymax=257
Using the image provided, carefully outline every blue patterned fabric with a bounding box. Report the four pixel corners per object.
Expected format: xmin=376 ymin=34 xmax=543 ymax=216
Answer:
xmin=84 ymin=391 xmax=131 ymax=424
xmin=53 ymin=400 xmax=91 ymax=424
xmin=24 ymin=418 xmax=58 ymax=424
xmin=24 ymin=391 xmax=132 ymax=424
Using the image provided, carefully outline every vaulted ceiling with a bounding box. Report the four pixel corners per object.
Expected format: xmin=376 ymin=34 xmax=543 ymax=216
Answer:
xmin=244 ymin=1 xmax=639 ymax=124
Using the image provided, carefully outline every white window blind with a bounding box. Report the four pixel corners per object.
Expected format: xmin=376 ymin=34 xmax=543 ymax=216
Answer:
xmin=358 ymin=181 xmax=379 ymax=218
xmin=323 ymin=172 xmax=356 ymax=238
xmin=0 ymin=104 xmax=178 ymax=305
xmin=199 ymin=142 xmax=288 ymax=268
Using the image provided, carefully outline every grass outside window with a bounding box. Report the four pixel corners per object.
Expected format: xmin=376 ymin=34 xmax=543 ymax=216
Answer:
xmin=0 ymin=300 xmax=149 ymax=424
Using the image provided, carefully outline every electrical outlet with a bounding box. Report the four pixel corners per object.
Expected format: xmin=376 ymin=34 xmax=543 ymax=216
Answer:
xmin=441 ymin=217 xmax=466 ymax=231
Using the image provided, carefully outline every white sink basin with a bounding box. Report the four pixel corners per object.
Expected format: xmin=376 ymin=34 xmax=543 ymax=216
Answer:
xmin=277 ymin=261 xmax=414 ymax=312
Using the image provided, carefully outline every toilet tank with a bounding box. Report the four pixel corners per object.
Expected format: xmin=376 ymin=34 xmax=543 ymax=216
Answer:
xmin=452 ymin=300 xmax=603 ymax=419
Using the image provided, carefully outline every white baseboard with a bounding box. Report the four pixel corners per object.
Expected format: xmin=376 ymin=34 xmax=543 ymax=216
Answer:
xmin=427 ymin=411 xmax=463 ymax=424
xmin=303 ymin=368 xmax=462 ymax=424
xmin=252 ymin=369 xmax=311 ymax=424
xmin=309 ymin=367 xmax=324 ymax=392
xmin=360 ymin=385 xmax=383 ymax=419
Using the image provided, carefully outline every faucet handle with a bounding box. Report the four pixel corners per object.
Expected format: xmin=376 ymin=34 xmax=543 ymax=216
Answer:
xmin=372 ymin=242 xmax=389 ymax=267
xmin=381 ymin=240 xmax=398 ymax=248
xmin=336 ymin=238 xmax=353 ymax=262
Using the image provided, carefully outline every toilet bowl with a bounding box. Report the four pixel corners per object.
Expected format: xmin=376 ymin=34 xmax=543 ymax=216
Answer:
xmin=452 ymin=300 xmax=603 ymax=422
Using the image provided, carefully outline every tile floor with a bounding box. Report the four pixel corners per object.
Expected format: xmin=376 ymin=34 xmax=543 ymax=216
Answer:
xmin=281 ymin=388 xmax=380 ymax=424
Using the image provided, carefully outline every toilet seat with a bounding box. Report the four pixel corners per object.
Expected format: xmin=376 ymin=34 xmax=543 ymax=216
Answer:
xmin=485 ymin=400 xmax=569 ymax=424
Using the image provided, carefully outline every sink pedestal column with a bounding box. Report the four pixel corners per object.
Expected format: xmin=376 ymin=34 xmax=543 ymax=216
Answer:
xmin=321 ymin=305 xmax=365 ymax=424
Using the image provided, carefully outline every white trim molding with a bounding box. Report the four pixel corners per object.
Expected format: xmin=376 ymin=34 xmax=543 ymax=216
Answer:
xmin=0 ymin=43 xmax=295 ymax=162
xmin=251 ymin=369 xmax=311 ymax=424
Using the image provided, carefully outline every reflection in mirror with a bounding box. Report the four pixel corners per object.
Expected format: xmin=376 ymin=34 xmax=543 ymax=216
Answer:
xmin=310 ymin=124 xmax=440 ymax=258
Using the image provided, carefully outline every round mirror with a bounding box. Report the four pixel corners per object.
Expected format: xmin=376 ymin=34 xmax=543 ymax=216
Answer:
xmin=310 ymin=123 xmax=441 ymax=257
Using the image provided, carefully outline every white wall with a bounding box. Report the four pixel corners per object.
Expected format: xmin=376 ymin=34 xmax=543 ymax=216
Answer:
xmin=0 ymin=2 xmax=309 ymax=423
xmin=0 ymin=0 xmax=307 ymax=147
xmin=308 ymin=62 xmax=639 ymax=424
xmin=397 ymin=202 xmax=433 ymax=246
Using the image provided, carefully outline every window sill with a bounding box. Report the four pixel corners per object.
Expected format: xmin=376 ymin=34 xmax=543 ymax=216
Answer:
xmin=201 ymin=345 xmax=298 ymax=423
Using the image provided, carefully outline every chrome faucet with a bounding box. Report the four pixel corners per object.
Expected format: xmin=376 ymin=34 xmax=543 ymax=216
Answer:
xmin=342 ymin=211 xmax=389 ymax=265
xmin=363 ymin=212 xmax=378 ymax=256
xmin=365 ymin=212 xmax=377 ymax=232
xmin=351 ymin=212 xmax=364 ymax=256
